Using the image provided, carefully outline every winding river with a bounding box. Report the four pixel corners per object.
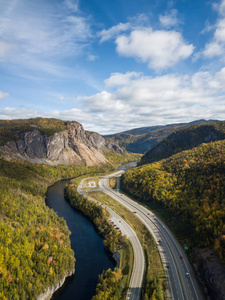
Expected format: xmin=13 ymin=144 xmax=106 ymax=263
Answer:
xmin=45 ymin=162 xmax=137 ymax=300
xmin=46 ymin=180 xmax=114 ymax=300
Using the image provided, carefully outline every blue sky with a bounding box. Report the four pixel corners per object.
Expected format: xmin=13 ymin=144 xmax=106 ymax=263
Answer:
xmin=1 ymin=0 xmax=225 ymax=134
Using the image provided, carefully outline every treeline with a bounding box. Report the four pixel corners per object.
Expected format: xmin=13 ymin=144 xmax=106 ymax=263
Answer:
xmin=65 ymin=183 xmax=127 ymax=299
xmin=122 ymin=140 xmax=225 ymax=260
xmin=0 ymin=158 xmax=109 ymax=299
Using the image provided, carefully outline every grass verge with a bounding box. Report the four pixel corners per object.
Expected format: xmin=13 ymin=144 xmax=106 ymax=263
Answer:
xmin=88 ymin=190 xmax=166 ymax=299
xmin=118 ymin=240 xmax=134 ymax=299
xmin=80 ymin=177 xmax=101 ymax=190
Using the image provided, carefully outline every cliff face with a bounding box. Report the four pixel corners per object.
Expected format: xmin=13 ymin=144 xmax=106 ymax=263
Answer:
xmin=0 ymin=122 xmax=123 ymax=166
xmin=36 ymin=269 xmax=75 ymax=300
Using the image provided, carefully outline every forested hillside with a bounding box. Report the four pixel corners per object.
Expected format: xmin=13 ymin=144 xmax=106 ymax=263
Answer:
xmin=140 ymin=121 xmax=225 ymax=165
xmin=105 ymin=120 xmax=216 ymax=154
xmin=0 ymin=158 xmax=110 ymax=299
xmin=122 ymin=140 xmax=225 ymax=260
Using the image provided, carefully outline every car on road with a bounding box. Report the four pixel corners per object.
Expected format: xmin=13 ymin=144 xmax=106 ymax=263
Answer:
xmin=133 ymin=211 xmax=137 ymax=213
xmin=185 ymin=272 xmax=190 ymax=278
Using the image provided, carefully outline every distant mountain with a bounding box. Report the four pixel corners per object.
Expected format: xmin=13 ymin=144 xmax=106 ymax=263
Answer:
xmin=104 ymin=119 xmax=218 ymax=154
xmin=140 ymin=121 xmax=225 ymax=165
xmin=0 ymin=118 xmax=126 ymax=166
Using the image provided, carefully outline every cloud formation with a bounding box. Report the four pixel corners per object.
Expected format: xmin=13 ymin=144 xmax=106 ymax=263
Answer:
xmin=0 ymin=0 xmax=92 ymax=76
xmin=2 ymin=69 xmax=225 ymax=134
xmin=98 ymin=22 xmax=131 ymax=43
xmin=203 ymin=0 xmax=225 ymax=58
xmin=0 ymin=91 xmax=9 ymax=101
xmin=116 ymin=28 xmax=194 ymax=70
xmin=159 ymin=9 xmax=180 ymax=28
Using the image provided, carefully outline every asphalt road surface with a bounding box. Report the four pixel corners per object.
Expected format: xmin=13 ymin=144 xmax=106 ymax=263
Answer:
xmin=77 ymin=177 xmax=145 ymax=300
xmin=98 ymin=171 xmax=206 ymax=300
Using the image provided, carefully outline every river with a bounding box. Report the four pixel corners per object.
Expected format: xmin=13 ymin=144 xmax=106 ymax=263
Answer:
xmin=45 ymin=161 xmax=137 ymax=300
xmin=46 ymin=180 xmax=114 ymax=300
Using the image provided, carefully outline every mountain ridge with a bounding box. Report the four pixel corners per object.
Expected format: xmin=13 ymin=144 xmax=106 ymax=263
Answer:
xmin=140 ymin=121 xmax=225 ymax=165
xmin=0 ymin=118 xmax=124 ymax=166
xmin=104 ymin=119 xmax=218 ymax=154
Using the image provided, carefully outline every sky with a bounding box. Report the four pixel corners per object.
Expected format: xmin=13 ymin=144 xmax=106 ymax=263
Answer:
xmin=1 ymin=0 xmax=225 ymax=134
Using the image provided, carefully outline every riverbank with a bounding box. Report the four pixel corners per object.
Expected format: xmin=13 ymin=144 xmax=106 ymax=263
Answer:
xmin=36 ymin=269 xmax=75 ymax=300
xmin=45 ymin=178 xmax=115 ymax=300
xmin=65 ymin=178 xmax=134 ymax=299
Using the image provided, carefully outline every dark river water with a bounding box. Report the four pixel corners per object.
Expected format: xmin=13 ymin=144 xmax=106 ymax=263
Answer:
xmin=45 ymin=162 xmax=137 ymax=300
xmin=45 ymin=180 xmax=114 ymax=300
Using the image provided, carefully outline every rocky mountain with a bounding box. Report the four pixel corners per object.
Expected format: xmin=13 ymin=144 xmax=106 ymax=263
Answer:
xmin=0 ymin=118 xmax=123 ymax=166
xmin=104 ymin=119 xmax=218 ymax=154
xmin=140 ymin=121 xmax=225 ymax=165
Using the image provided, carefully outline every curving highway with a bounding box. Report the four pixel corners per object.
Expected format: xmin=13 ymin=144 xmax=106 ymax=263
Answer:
xmin=77 ymin=177 xmax=145 ymax=300
xmin=98 ymin=171 xmax=205 ymax=300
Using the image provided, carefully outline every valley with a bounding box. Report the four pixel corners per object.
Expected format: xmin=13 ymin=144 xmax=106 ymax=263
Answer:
xmin=1 ymin=118 xmax=225 ymax=300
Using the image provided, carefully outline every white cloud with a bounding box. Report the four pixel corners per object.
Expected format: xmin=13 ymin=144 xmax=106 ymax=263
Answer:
xmin=159 ymin=9 xmax=180 ymax=28
xmin=1 ymin=65 xmax=225 ymax=134
xmin=0 ymin=0 xmax=92 ymax=75
xmin=104 ymin=71 xmax=142 ymax=88
xmin=116 ymin=28 xmax=194 ymax=70
xmin=203 ymin=42 xmax=223 ymax=57
xmin=3 ymin=69 xmax=225 ymax=134
xmin=98 ymin=22 xmax=131 ymax=43
xmin=203 ymin=1 xmax=225 ymax=58
xmin=213 ymin=0 xmax=225 ymax=16
xmin=0 ymin=107 xmax=37 ymax=119
xmin=0 ymin=91 xmax=9 ymax=100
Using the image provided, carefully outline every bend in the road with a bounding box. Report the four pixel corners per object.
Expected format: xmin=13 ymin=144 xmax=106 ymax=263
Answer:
xmin=77 ymin=176 xmax=145 ymax=300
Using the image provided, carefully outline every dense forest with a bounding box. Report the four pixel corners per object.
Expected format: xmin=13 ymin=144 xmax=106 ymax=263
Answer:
xmin=122 ymin=140 xmax=225 ymax=260
xmin=0 ymin=157 xmax=110 ymax=299
xmin=140 ymin=121 xmax=225 ymax=165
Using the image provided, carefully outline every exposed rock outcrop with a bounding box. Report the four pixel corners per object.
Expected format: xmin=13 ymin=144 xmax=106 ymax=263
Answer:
xmin=192 ymin=248 xmax=225 ymax=300
xmin=36 ymin=269 xmax=75 ymax=300
xmin=0 ymin=122 xmax=123 ymax=166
